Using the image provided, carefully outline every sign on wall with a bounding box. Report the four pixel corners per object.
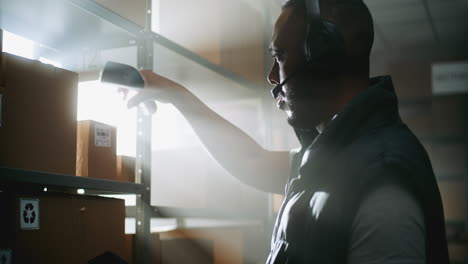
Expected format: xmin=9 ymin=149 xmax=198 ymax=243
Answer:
xmin=432 ymin=62 xmax=468 ymax=95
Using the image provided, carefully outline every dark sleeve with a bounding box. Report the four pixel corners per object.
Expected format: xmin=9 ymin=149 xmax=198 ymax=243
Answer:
xmin=347 ymin=180 xmax=426 ymax=264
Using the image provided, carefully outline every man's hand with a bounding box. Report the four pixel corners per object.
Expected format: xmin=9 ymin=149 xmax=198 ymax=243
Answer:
xmin=127 ymin=70 xmax=188 ymax=108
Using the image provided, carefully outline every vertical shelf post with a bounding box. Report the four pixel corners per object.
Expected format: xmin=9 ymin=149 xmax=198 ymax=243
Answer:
xmin=134 ymin=107 xmax=153 ymax=264
xmin=463 ymin=95 xmax=468 ymax=249
xmin=134 ymin=1 xmax=154 ymax=263
xmin=261 ymin=0 xmax=275 ymax=259
xmin=0 ymin=29 xmax=4 ymax=129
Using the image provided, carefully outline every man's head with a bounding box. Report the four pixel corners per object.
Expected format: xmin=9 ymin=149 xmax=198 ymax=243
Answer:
xmin=268 ymin=0 xmax=374 ymax=129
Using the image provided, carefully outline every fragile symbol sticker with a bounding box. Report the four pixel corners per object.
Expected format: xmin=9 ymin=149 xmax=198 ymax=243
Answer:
xmin=95 ymin=124 xmax=112 ymax=147
xmin=20 ymin=198 xmax=40 ymax=230
xmin=0 ymin=249 xmax=12 ymax=264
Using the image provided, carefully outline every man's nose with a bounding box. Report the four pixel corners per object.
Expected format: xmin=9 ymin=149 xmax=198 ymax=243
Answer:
xmin=267 ymin=61 xmax=279 ymax=86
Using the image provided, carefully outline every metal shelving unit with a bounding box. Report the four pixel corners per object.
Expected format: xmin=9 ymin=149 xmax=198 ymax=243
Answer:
xmin=0 ymin=0 xmax=268 ymax=263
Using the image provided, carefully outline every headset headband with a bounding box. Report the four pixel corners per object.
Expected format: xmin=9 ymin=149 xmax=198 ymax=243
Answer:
xmin=304 ymin=0 xmax=322 ymax=61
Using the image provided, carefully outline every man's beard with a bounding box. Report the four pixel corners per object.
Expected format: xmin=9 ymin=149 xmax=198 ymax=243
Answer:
xmin=286 ymin=100 xmax=327 ymax=129
xmin=288 ymin=99 xmax=332 ymax=129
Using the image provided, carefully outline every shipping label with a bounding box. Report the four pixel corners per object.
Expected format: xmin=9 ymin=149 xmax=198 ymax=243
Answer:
xmin=95 ymin=124 xmax=112 ymax=147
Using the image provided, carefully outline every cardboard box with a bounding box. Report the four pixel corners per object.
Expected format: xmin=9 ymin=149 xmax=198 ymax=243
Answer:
xmin=159 ymin=228 xmax=242 ymax=264
xmin=117 ymin=155 xmax=136 ymax=183
xmin=76 ymin=120 xmax=117 ymax=180
xmin=424 ymin=143 xmax=466 ymax=176
xmin=124 ymin=234 xmax=161 ymax=264
xmin=0 ymin=192 xmax=126 ymax=264
xmin=94 ymin=0 xmax=146 ymax=27
xmin=438 ymin=180 xmax=465 ymax=220
xmin=0 ymin=52 xmax=78 ymax=175
xmin=432 ymin=96 xmax=466 ymax=138
xmin=448 ymin=244 xmax=468 ymax=263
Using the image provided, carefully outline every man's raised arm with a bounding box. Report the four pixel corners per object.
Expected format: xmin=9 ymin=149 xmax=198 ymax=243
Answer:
xmin=128 ymin=70 xmax=289 ymax=194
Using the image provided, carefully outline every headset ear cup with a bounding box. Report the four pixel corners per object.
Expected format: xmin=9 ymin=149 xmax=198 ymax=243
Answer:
xmin=305 ymin=22 xmax=327 ymax=63
xmin=320 ymin=21 xmax=347 ymax=72
xmin=305 ymin=20 xmax=347 ymax=78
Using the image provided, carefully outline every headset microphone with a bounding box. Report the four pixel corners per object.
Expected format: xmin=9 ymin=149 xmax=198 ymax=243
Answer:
xmin=271 ymin=62 xmax=310 ymax=99
xmin=271 ymin=71 xmax=296 ymax=99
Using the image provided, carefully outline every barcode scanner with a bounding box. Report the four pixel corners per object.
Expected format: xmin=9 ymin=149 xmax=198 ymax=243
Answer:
xmin=100 ymin=61 xmax=157 ymax=115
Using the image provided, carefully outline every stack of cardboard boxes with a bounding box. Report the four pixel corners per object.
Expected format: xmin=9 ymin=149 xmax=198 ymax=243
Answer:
xmin=0 ymin=51 xmax=134 ymax=263
xmin=0 ymin=51 xmax=136 ymax=180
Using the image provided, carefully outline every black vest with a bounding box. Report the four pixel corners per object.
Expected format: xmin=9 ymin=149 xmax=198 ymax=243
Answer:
xmin=267 ymin=76 xmax=449 ymax=264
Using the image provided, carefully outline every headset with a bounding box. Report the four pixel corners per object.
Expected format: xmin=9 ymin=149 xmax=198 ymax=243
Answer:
xmin=271 ymin=0 xmax=347 ymax=98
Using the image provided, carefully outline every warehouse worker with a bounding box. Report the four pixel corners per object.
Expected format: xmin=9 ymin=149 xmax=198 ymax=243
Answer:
xmin=128 ymin=0 xmax=449 ymax=263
